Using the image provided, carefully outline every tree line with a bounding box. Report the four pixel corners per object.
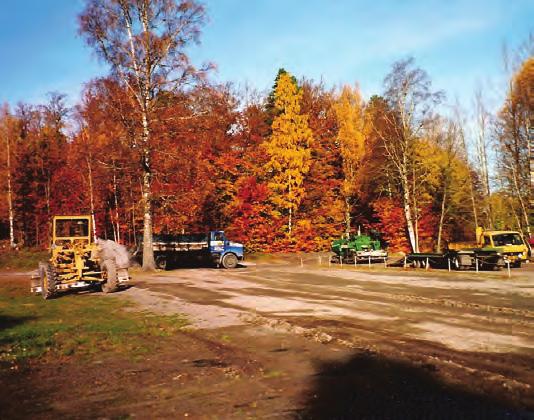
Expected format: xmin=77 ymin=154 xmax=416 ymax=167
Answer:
xmin=0 ymin=1 xmax=532 ymax=269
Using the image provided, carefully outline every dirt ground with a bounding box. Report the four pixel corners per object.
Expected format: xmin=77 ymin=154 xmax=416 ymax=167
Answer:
xmin=1 ymin=257 xmax=534 ymax=419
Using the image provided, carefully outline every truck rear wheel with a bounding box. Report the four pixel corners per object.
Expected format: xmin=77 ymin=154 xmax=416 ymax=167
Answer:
xmin=222 ymin=253 xmax=238 ymax=269
xmin=101 ymin=259 xmax=119 ymax=293
xmin=39 ymin=262 xmax=57 ymax=300
xmin=155 ymin=255 xmax=168 ymax=270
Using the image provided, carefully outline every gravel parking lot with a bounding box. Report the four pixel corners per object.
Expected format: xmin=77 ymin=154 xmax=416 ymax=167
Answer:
xmin=119 ymin=256 xmax=534 ymax=414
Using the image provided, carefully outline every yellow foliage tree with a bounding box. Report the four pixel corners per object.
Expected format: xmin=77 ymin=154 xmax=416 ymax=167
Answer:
xmin=333 ymin=85 xmax=368 ymax=235
xmin=496 ymin=57 xmax=533 ymax=236
xmin=264 ymin=71 xmax=313 ymax=236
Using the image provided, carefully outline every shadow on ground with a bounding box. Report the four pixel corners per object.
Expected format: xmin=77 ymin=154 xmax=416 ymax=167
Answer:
xmin=296 ymin=351 xmax=531 ymax=420
xmin=0 ymin=315 xmax=34 ymax=333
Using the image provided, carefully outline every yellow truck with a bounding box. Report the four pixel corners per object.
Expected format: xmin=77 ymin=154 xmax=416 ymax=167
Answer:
xmin=448 ymin=227 xmax=529 ymax=268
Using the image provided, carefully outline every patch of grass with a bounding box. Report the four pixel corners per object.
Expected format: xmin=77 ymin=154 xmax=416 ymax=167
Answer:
xmin=0 ymin=248 xmax=49 ymax=270
xmin=0 ymin=280 xmax=188 ymax=363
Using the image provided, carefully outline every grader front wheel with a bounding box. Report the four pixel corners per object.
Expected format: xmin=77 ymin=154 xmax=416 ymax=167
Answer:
xmin=101 ymin=259 xmax=119 ymax=293
xmin=39 ymin=262 xmax=57 ymax=300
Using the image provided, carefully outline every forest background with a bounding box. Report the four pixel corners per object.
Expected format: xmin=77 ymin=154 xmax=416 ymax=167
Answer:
xmin=0 ymin=0 xmax=532 ymax=265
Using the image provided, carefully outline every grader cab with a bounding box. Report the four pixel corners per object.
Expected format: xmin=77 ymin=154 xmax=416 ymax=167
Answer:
xmin=35 ymin=215 xmax=129 ymax=299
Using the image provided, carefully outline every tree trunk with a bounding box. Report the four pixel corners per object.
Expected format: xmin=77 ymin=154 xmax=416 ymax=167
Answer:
xmin=110 ymin=208 xmax=117 ymax=242
xmin=344 ymin=196 xmax=351 ymax=237
xmin=129 ymin=177 xmax=137 ymax=247
xmin=288 ymin=177 xmax=292 ymax=237
xmin=6 ymin=132 xmax=15 ymax=248
xmin=112 ymin=163 xmax=121 ymax=243
xmin=402 ymin=175 xmax=418 ymax=253
xmin=86 ymin=154 xmax=97 ymax=242
xmin=412 ymin=166 xmax=420 ymax=252
xmin=141 ymin=113 xmax=155 ymax=270
xmin=437 ymin=188 xmax=447 ymax=252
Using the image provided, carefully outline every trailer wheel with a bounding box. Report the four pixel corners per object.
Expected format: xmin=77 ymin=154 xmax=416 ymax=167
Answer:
xmin=39 ymin=262 xmax=56 ymax=300
xmin=222 ymin=253 xmax=238 ymax=269
xmin=101 ymin=259 xmax=119 ymax=293
xmin=155 ymin=255 xmax=168 ymax=270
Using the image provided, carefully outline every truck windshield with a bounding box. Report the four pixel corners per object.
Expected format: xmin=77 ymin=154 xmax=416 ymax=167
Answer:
xmin=56 ymin=219 xmax=89 ymax=237
xmin=492 ymin=233 xmax=523 ymax=246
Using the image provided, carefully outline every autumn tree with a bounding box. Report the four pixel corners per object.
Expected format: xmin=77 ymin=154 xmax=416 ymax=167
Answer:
xmin=0 ymin=105 xmax=16 ymax=247
xmin=473 ymin=86 xmax=493 ymax=227
xmin=377 ymin=58 xmax=443 ymax=252
xmin=299 ymin=80 xmax=344 ymax=249
xmin=495 ymin=56 xmax=533 ymax=237
xmin=333 ymin=85 xmax=368 ymax=236
xmin=73 ymin=78 xmax=140 ymax=243
xmin=79 ymin=0 xmax=210 ymax=269
xmin=263 ymin=71 xmax=313 ymax=237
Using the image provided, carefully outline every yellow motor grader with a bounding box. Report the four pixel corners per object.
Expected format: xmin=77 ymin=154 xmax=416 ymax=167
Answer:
xmin=33 ymin=215 xmax=129 ymax=299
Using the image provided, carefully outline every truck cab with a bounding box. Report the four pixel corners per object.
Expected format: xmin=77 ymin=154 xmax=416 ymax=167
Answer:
xmin=480 ymin=230 xmax=528 ymax=267
xmin=209 ymin=231 xmax=244 ymax=269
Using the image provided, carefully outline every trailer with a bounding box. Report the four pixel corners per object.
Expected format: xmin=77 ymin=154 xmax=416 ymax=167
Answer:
xmin=406 ymin=249 xmax=504 ymax=271
xmin=139 ymin=231 xmax=244 ymax=270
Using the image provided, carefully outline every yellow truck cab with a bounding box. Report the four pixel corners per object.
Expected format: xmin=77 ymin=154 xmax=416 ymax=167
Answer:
xmin=479 ymin=230 xmax=528 ymax=267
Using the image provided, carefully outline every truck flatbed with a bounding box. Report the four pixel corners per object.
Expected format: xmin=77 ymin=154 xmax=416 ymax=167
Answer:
xmin=406 ymin=249 xmax=504 ymax=271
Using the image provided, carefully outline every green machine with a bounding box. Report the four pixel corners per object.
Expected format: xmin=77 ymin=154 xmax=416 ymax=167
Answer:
xmin=331 ymin=233 xmax=388 ymax=264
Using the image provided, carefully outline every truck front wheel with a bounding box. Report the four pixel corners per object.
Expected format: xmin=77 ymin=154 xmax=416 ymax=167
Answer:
xmin=222 ymin=253 xmax=238 ymax=269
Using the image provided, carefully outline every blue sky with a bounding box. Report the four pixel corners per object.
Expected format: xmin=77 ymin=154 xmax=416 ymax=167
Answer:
xmin=0 ymin=0 xmax=532 ymax=111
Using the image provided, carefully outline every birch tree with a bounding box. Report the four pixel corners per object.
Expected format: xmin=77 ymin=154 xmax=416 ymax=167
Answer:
xmin=377 ymin=58 xmax=443 ymax=252
xmin=0 ymin=105 xmax=16 ymax=248
xmin=79 ymin=0 xmax=209 ymax=269
xmin=473 ymin=86 xmax=493 ymax=227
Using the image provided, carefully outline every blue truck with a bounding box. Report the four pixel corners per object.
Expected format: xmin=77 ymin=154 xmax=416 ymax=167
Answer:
xmin=146 ymin=231 xmax=244 ymax=270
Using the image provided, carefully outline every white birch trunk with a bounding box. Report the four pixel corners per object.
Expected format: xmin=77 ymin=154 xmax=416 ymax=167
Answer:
xmin=437 ymin=188 xmax=447 ymax=252
xmin=141 ymin=112 xmax=155 ymax=270
xmin=112 ymin=164 xmax=121 ymax=243
xmin=5 ymin=132 xmax=15 ymax=248
xmin=345 ymin=196 xmax=351 ymax=237
xmin=402 ymin=175 xmax=418 ymax=253
xmin=86 ymin=154 xmax=97 ymax=242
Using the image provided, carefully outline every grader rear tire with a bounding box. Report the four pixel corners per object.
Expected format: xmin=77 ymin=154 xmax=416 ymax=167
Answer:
xmin=101 ymin=259 xmax=119 ymax=293
xmin=39 ymin=262 xmax=57 ymax=300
